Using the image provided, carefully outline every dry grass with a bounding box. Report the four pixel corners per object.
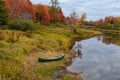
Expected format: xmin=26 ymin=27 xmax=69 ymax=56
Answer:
xmin=0 ymin=30 xmax=22 ymax=43
xmin=0 ymin=25 xmax=102 ymax=80
xmin=23 ymin=51 xmax=63 ymax=67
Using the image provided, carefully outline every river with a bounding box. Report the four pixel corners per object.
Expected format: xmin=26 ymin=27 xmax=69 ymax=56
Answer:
xmin=67 ymin=34 xmax=120 ymax=80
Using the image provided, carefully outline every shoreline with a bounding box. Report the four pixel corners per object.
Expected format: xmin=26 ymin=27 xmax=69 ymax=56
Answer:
xmin=52 ymin=33 xmax=102 ymax=80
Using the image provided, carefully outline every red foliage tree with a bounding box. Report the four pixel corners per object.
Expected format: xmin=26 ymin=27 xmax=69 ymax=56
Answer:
xmin=96 ymin=19 xmax=104 ymax=26
xmin=5 ymin=0 xmax=34 ymax=20
xmin=48 ymin=7 xmax=54 ymax=22
xmin=104 ymin=17 xmax=109 ymax=24
xmin=58 ymin=8 xmax=66 ymax=23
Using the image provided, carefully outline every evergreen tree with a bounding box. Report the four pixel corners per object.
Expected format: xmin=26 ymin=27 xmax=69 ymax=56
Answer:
xmin=49 ymin=0 xmax=60 ymax=22
xmin=0 ymin=0 xmax=8 ymax=25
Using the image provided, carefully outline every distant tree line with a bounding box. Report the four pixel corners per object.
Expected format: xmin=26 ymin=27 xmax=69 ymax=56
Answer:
xmin=86 ymin=16 xmax=120 ymax=30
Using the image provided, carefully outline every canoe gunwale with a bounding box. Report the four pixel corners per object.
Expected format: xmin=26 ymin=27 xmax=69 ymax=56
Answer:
xmin=38 ymin=54 xmax=65 ymax=62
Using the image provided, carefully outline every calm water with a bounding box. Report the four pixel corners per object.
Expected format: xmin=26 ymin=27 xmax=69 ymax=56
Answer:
xmin=67 ymin=35 xmax=120 ymax=80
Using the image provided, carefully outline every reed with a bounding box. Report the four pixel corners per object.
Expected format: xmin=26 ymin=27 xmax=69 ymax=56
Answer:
xmin=0 ymin=30 xmax=22 ymax=43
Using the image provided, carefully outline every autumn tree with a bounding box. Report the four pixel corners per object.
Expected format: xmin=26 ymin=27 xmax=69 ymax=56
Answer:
xmin=68 ymin=11 xmax=79 ymax=33
xmin=58 ymin=8 xmax=66 ymax=23
xmin=34 ymin=4 xmax=50 ymax=23
xmin=0 ymin=0 xmax=8 ymax=25
xmin=104 ymin=16 xmax=114 ymax=24
xmin=69 ymin=12 xmax=87 ymax=28
xmin=114 ymin=17 xmax=120 ymax=29
xmin=96 ymin=19 xmax=104 ymax=26
xmin=34 ymin=2 xmax=66 ymax=23
xmin=48 ymin=7 xmax=54 ymax=22
xmin=50 ymin=7 xmax=60 ymax=22
xmin=49 ymin=0 xmax=63 ymax=22
xmin=79 ymin=13 xmax=87 ymax=27
xmin=33 ymin=0 xmax=66 ymax=23
xmin=5 ymin=0 xmax=34 ymax=20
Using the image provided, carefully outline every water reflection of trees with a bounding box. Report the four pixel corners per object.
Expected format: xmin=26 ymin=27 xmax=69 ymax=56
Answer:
xmin=96 ymin=34 xmax=120 ymax=46
xmin=71 ymin=42 xmax=83 ymax=58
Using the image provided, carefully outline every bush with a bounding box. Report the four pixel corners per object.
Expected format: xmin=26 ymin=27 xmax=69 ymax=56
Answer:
xmin=8 ymin=19 xmax=36 ymax=31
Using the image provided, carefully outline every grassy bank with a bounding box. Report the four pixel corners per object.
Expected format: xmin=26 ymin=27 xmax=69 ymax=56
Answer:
xmin=91 ymin=27 xmax=120 ymax=35
xmin=0 ymin=24 xmax=102 ymax=80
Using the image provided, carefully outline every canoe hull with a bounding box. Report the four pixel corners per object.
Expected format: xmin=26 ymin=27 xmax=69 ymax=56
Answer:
xmin=38 ymin=54 xmax=65 ymax=62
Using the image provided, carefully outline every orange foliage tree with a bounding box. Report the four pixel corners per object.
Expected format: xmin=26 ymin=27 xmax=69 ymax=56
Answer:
xmin=34 ymin=4 xmax=66 ymax=23
xmin=34 ymin=4 xmax=50 ymax=23
xmin=5 ymin=0 xmax=34 ymax=20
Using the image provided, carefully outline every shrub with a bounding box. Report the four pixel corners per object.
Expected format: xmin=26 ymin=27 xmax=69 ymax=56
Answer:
xmin=8 ymin=19 xmax=36 ymax=31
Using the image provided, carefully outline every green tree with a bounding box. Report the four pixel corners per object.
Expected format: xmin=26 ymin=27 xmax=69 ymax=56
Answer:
xmin=0 ymin=0 xmax=8 ymax=25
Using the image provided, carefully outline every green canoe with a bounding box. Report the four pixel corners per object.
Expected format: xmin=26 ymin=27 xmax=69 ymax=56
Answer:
xmin=38 ymin=54 xmax=65 ymax=62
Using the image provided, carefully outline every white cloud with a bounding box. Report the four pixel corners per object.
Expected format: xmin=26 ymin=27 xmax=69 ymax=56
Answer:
xmin=30 ymin=0 xmax=49 ymax=4
xmin=60 ymin=0 xmax=68 ymax=3
xmin=30 ymin=0 xmax=120 ymax=20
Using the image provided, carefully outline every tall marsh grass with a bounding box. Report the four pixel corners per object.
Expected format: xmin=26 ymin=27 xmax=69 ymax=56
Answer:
xmin=0 ymin=25 xmax=101 ymax=79
xmin=0 ymin=30 xmax=22 ymax=43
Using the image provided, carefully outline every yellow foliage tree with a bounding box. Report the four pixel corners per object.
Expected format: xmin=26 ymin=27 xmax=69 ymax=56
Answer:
xmin=79 ymin=13 xmax=87 ymax=27
xmin=68 ymin=11 xmax=87 ymax=33
xmin=68 ymin=11 xmax=78 ymax=32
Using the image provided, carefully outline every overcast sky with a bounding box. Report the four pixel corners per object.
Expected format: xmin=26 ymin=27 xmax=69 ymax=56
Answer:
xmin=30 ymin=0 xmax=120 ymax=21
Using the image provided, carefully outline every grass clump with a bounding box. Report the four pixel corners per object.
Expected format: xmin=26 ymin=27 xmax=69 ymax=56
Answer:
xmin=0 ymin=30 xmax=22 ymax=43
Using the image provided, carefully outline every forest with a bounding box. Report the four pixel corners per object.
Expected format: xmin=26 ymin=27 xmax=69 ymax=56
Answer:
xmin=86 ymin=16 xmax=120 ymax=30
xmin=5 ymin=0 xmax=65 ymax=24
